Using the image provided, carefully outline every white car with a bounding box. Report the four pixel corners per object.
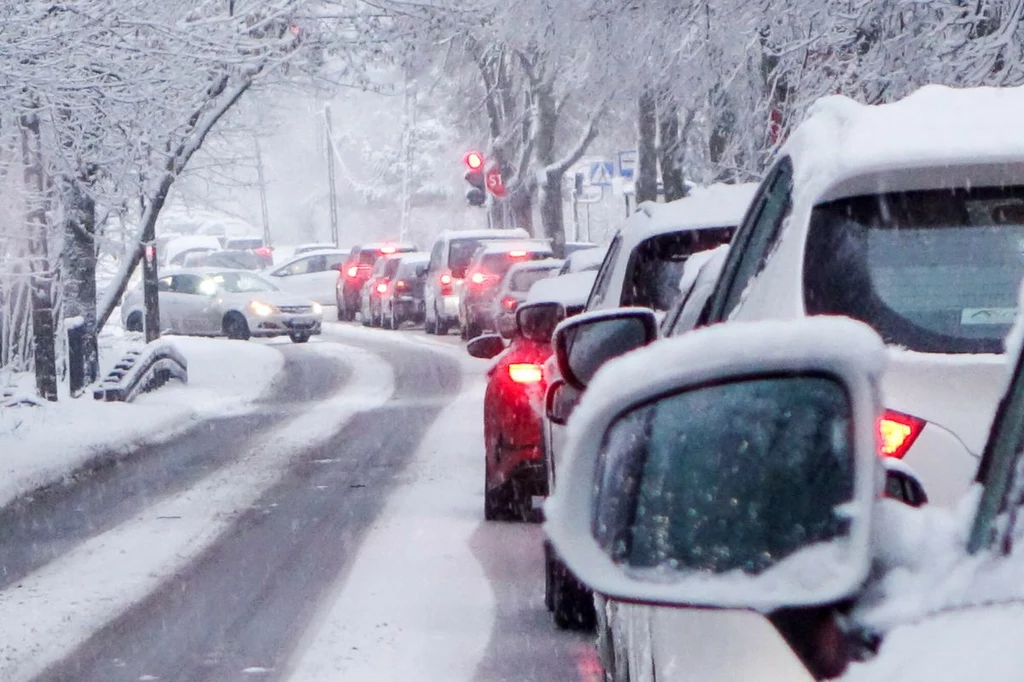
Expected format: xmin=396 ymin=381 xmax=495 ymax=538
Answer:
xmin=267 ymin=249 xmax=349 ymax=305
xmin=121 ymin=267 xmax=323 ymax=343
xmin=546 ymin=312 xmax=1024 ymax=682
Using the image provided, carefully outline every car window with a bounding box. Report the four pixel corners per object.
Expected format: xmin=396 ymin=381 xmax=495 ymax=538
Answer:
xmin=204 ymin=251 xmax=262 ymax=270
xmin=429 ymin=241 xmax=444 ymax=270
xmin=359 ymin=250 xmax=380 ymax=266
xmin=326 ymin=254 xmax=346 ymax=270
xmin=158 ymin=276 xmax=173 ymax=292
xmin=510 ymin=267 xmax=556 ymax=292
xmin=448 ymin=238 xmax=485 ymax=275
xmin=804 ymin=186 xmax=1024 ymax=354
xmin=211 ymin=271 xmax=278 ymax=293
xmin=709 ymin=158 xmax=793 ymax=321
xmin=385 ymin=258 xmax=401 ymax=278
xmin=586 ymin=233 xmax=622 ymax=309
xmin=370 ymin=257 xmax=389 ymax=277
xmin=621 ymin=228 xmax=733 ymax=312
xmin=171 ymin=274 xmax=203 ymax=295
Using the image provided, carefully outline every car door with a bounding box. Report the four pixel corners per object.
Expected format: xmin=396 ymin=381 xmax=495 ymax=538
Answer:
xmin=168 ymin=274 xmax=209 ymax=335
xmin=270 ymin=255 xmax=326 ymax=302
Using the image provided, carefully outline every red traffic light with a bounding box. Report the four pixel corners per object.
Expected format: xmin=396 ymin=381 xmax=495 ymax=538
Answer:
xmin=463 ymin=151 xmax=484 ymax=171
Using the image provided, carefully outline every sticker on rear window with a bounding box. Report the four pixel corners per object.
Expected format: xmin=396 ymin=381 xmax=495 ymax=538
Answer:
xmin=961 ymin=308 xmax=1017 ymax=325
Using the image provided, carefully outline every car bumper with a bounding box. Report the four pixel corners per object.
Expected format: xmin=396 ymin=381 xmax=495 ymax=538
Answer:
xmin=439 ymin=294 xmax=460 ymax=321
xmin=248 ymin=312 xmax=323 ymax=337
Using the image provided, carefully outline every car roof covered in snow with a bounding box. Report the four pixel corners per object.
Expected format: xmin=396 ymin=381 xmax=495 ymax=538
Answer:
xmin=626 ymin=183 xmax=758 ymax=239
xmin=783 ymin=84 xmax=1024 ymax=203
xmin=527 ymin=270 xmax=597 ymax=308
xmin=434 ymin=228 xmax=529 ymax=241
xmin=475 ymin=239 xmax=553 ymax=256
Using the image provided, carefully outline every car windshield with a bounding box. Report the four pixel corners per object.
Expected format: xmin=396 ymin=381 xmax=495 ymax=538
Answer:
xmin=805 ymin=187 xmax=1024 ymax=354
xmin=622 ymin=227 xmax=734 ymax=311
xmin=210 ymin=271 xmax=278 ymax=293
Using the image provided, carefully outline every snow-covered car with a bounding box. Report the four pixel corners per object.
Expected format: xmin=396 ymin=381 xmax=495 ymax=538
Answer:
xmin=359 ymin=253 xmax=404 ymax=327
xmin=491 ymin=259 xmax=564 ymax=338
xmin=162 ymin=235 xmax=222 ymax=268
xmin=376 ymin=252 xmax=430 ymax=329
xmin=337 ymin=242 xmax=418 ymax=321
xmin=423 ymin=228 xmax=530 ymax=335
xmin=121 ymin=267 xmax=323 ymax=343
xmin=268 ymin=249 xmax=349 ymax=306
xmin=546 ymin=310 xmax=1024 ymax=682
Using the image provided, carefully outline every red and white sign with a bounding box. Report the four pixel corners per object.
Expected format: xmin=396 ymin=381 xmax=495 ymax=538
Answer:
xmin=485 ymin=165 xmax=506 ymax=197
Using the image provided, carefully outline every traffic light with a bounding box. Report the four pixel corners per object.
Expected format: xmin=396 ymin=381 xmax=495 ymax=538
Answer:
xmin=463 ymin=151 xmax=486 ymax=207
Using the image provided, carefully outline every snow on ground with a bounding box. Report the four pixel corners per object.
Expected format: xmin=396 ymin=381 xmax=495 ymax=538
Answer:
xmin=0 ymin=334 xmax=283 ymax=510
xmin=0 ymin=341 xmax=394 ymax=682
xmin=285 ymin=367 xmax=492 ymax=682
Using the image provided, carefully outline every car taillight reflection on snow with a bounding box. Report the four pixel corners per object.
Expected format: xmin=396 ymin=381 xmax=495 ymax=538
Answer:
xmin=878 ymin=409 xmax=925 ymax=459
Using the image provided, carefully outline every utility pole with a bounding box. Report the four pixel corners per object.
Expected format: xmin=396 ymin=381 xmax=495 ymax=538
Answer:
xmin=324 ymin=105 xmax=339 ymax=246
xmin=399 ymin=67 xmax=415 ymax=242
xmin=254 ymin=135 xmax=272 ymax=246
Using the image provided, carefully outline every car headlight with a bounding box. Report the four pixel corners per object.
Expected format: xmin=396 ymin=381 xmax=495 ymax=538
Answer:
xmin=249 ymin=300 xmax=277 ymax=316
xmin=311 ymin=302 xmax=323 ymax=315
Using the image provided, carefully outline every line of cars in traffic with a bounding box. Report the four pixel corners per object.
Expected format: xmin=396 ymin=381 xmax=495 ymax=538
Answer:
xmin=484 ymin=84 xmax=1024 ymax=682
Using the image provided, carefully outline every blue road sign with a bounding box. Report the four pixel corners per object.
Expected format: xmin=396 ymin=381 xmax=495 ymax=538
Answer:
xmin=589 ymin=161 xmax=615 ymax=187
xmin=617 ymin=150 xmax=637 ymax=179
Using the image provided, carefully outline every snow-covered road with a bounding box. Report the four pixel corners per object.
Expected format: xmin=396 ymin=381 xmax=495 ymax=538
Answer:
xmin=0 ymin=325 xmax=599 ymax=682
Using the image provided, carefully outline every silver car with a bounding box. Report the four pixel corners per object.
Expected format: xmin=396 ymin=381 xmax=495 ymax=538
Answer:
xmin=121 ymin=267 xmax=323 ymax=343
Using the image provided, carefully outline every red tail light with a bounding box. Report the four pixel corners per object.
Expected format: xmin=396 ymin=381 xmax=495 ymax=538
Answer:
xmin=470 ymin=271 xmax=487 ymax=285
xmin=346 ymin=266 xmax=359 ymax=278
xmin=380 ymin=245 xmax=397 ymax=254
xmin=501 ymin=296 xmax=518 ymax=310
xmin=376 ymin=282 xmax=388 ymax=294
xmin=877 ymin=410 xmax=925 ymax=459
xmin=395 ymin=280 xmax=407 ymax=290
xmin=254 ymin=246 xmax=273 ymax=257
xmin=508 ymin=249 xmax=527 ymax=258
xmin=439 ymin=273 xmax=453 ymax=285
xmin=508 ymin=363 xmax=543 ymax=384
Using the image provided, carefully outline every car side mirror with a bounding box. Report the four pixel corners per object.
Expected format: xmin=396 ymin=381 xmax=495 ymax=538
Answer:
xmin=553 ymin=307 xmax=658 ymax=390
xmin=544 ymin=317 xmax=885 ymax=612
xmin=467 ymin=334 xmax=506 ymax=359
xmin=882 ymin=459 xmax=928 ymax=507
xmin=516 ymin=301 xmax=565 ymax=344
xmin=545 ymin=379 xmax=580 ymax=426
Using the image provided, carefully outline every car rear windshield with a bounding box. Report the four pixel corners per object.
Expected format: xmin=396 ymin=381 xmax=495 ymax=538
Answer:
xmin=622 ymin=227 xmax=734 ymax=311
xmin=510 ymin=267 xmax=556 ymax=292
xmin=448 ymin=239 xmax=486 ymax=273
xmin=481 ymin=252 xmax=550 ymax=279
xmin=804 ymin=187 xmax=1024 ymax=354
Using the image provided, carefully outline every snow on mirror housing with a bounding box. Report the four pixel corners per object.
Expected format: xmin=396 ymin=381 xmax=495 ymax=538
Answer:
xmin=544 ymin=317 xmax=886 ymax=612
xmin=554 ymin=307 xmax=659 ymax=390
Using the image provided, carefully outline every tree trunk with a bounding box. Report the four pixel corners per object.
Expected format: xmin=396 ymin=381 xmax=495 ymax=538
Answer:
xmin=540 ymin=170 xmax=565 ymax=258
xmin=658 ymin=93 xmax=687 ymax=202
xmin=62 ymin=181 xmax=99 ymax=394
xmin=20 ymin=113 xmax=57 ymax=401
xmin=709 ymin=87 xmax=737 ymax=183
xmin=636 ymin=88 xmax=658 ymax=204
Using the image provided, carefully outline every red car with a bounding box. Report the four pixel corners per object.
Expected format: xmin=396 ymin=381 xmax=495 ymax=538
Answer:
xmin=467 ymin=302 xmax=566 ymax=521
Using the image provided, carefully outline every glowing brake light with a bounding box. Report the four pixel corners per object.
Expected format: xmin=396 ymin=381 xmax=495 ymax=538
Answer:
xmin=439 ymin=273 xmax=453 ymax=286
xmin=376 ymin=282 xmax=388 ymax=294
xmin=395 ymin=279 xmax=407 ymax=290
xmin=470 ymin=272 xmax=487 ymax=285
xmin=508 ymin=363 xmax=543 ymax=384
xmin=346 ymin=266 xmax=359 ymax=278
xmin=380 ymin=245 xmax=397 ymax=254
xmin=501 ymin=296 xmax=518 ymax=310
xmin=877 ymin=410 xmax=925 ymax=459
xmin=508 ymin=250 xmax=527 ymax=258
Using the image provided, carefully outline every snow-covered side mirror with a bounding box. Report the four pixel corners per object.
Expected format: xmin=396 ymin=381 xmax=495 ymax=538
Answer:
xmin=516 ymin=301 xmax=564 ymax=344
xmin=553 ymin=307 xmax=658 ymax=390
xmin=545 ymin=317 xmax=885 ymax=612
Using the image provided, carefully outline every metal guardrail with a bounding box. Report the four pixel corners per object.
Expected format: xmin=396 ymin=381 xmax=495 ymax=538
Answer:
xmin=93 ymin=340 xmax=188 ymax=402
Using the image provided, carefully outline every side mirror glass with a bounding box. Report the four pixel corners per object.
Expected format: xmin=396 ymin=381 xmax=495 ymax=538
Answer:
xmin=882 ymin=460 xmax=929 ymax=507
xmin=544 ymin=317 xmax=884 ymax=612
xmin=516 ymin=302 xmax=564 ymax=344
xmin=467 ymin=334 xmax=506 ymax=359
xmin=554 ymin=308 xmax=658 ymax=390
xmin=496 ymin=314 xmax=518 ymax=340
xmin=545 ymin=379 xmax=579 ymax=426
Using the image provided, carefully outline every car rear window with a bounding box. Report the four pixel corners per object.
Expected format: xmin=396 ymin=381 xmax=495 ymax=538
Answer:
xmin=448 ymin=239 xmax=485 ymax=272
xmin=622 ymin=228 xmax=734 ymax=311
xmin=481 ymin=251 xmax=550 ymax=279
xmin=510 ymin=267 xmax=555 ymax=292
xmin=804 ymin=187 xmax=1024 ymax=354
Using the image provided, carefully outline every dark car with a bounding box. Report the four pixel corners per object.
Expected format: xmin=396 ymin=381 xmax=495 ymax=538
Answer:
xmin=359 ymin=254 xmax=403 ymax=327
xmin=378 ymin=253 xmax=430 ymax=329
xmin=336 ymin=241 xmax=417 ymax=321
xmin=224 ymin=236 xmax=274 ymax=267
xmin=458 ymin=240 xmax=553 ymax=339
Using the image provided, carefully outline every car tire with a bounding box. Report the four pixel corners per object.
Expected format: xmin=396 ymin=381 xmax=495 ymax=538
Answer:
xmin=435 ymin=316 xmax=450 ymax=336
xmin=544 ymin=542 xmax=556 ymax=612
xmin=551 ymin=556 xmax=596 ymax=631
xmin=424 ymin=312 xmax=436 ymax=334
xmin=125 ymin=311 xmax=143 ymax=332
xmin=289 ymin=332 xmax=310 ymax=343
xmin=388 ymin=306 xmax=400 ymax=330
xmin=466 ymin=318 xmax=483 ymax=341
xmin=223 ymin=313 xmax=250 ymax=341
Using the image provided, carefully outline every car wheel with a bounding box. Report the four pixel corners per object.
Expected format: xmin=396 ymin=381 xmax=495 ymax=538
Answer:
xmin=223 ymin=313 xmax=250 ymax=341
xmin=552 ymin=555 xmax=596 ymax=631
xmin=372 ymin=305 xmax=382 ymax=328
xmin=544 ymin=542 xmax=556 ymax=612
xmin=289 ymin=332 xmax=310 ymax=343
xmin=466 ymin=318 xmax=483 ymax=341
xmin=435 ymin=315 xmax=450 ymax=336
xmin=125 ymin=311 xmax=143 ymax=332
xmin=388 ymin=305 xmax=400 ymax=330
xmin=336 ymin=302 xmax=346 ymax=322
